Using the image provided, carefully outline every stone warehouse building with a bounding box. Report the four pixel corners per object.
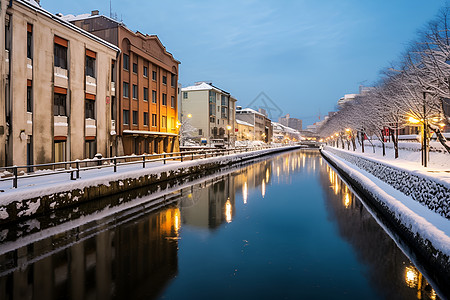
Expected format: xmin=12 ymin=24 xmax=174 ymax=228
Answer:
xmin=66 ymin=11 xmax=180 ymax=155
xmin=0 ymin=0 xmax=119 ymax=167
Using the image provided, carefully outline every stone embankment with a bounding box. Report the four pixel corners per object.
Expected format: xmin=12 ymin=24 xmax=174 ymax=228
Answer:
xmin=0 ymin=146 xmax=301 ymax=225
xmin=320 ymin=146 xmax=450 ymax=294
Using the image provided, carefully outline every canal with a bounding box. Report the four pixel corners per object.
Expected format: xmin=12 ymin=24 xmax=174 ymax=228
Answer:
xmin=0 ymin=150 xmax=443 ymax=299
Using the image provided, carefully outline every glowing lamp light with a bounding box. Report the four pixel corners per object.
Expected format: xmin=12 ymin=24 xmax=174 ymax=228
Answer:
xmin=187 ymin=113 xmax=192 ymax=118
xmin=225 ymin=199 xmax=232 ymax=223
xmin=345 ymin=128 xmax=351 ymax=132
xmin=408 ymin=117 xmax=420 ymax=124
xmin=227 ymin=125 xmax=232 ymax=131
xmin=405 ymin=266 xmax=418 ymax=288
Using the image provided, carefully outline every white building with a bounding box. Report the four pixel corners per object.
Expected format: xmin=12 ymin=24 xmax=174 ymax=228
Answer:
xmin=181 ymin=82 xmax=236 ymax=146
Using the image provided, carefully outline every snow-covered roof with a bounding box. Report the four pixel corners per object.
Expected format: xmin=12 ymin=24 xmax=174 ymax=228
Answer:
xmin=236 ymin=119 xmax=254 ymax=127
xmin=14 ymin=0 xmax=120 ymax=52
xmin=236 ymin=108 xmax=265 ymax=117
xmin=182 ymin=82 xmax=230 ymax=95
xmin=272 ymin=122 xmax=299 ymax=134
xmin=60 ymin=13 xmax=123 ymax=26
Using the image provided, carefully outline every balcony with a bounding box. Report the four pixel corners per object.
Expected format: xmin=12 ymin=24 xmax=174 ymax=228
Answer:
xmin=27 ymin=58 xmax=32 ymax=80
xmin=26 ymin=112 xmax=32 ymax=135
xmin=54 ymin=66 xmax=68 ymax=88
xmin=5 ymin=50 xmax=9 ymax=75
xmin=54 ymin=116 xmax=68 ymax=137
xmin=85 ymin=118 xmax=96 ymax=137
xmin=85 ymin=75 xmax=97 ymax=94
xmin=111 ymin=81 xmax=116 ymax=96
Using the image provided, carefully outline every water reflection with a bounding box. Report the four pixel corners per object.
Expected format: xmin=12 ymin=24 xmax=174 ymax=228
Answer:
xmin=321 ymin=164 xmax=440 ymax=300
xmin=0 ymin=150 xmax=445 ymax=299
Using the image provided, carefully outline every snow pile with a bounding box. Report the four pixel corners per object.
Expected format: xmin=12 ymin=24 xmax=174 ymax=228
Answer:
xmin=325 ymin=147 xmax=450 ymax=218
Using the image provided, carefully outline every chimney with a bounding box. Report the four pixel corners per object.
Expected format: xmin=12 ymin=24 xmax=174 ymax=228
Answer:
xmin=91 ymin=10 xmax=99 ymax=16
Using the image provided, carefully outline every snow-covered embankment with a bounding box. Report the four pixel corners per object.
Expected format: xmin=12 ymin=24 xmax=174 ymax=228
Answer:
xmin=320 ymin=147 xmax=450 ymax=287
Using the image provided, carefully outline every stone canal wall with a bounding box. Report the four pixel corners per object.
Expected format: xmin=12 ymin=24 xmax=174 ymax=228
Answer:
xmin=320 ymin=148 xmax=450 ymax=291
xmin=324 ymin=147 xmax=450 ymax=219
xmin=0 ymin=146 xmax=302 ymax=225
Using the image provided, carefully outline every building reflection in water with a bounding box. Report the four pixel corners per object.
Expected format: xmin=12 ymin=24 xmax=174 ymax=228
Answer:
xmin=0 ymin=205 xmax=181 ymax=299
xmin=321 ymin=164 xmax=440 ymax=300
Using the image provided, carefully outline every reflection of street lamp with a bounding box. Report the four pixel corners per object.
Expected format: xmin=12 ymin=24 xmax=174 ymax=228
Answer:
xmin=227 ymin=125 xmax=232 ymax=148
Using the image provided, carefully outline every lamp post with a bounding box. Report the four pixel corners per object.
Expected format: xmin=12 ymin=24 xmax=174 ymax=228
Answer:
xmin=226 ymin=125 xmax=232 ymax=148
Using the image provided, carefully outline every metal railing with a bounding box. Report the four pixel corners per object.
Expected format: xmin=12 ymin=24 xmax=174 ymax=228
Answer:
xmin=0 ymin=145 xmax=277 ymax=189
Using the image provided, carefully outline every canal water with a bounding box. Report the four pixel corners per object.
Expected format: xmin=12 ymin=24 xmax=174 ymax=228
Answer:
xmin=0 ymin=150 xmax=443 ymax=300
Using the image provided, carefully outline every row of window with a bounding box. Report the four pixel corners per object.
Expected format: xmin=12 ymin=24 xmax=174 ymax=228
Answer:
xmin=122 ymin=54 xmax=177 ymax=87
xmin=122 ymin=82 xmax=176 ymax=107
xmin=53 ymin=92 xmax=109 ymax=119
xmin=122 ymin=110 xmax=174 ymax=128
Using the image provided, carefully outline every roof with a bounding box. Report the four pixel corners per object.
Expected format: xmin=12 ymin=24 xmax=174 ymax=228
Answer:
xmin=236 ymin=119 xmax=254 ymax=127
xmin=15 ymin=0 xmax=120 ymax=53
xmin=182 ymin=82 xmax=230 ymax=95
xmin=61 ymin=13 xmax=122 ymax=25
xmin=236 ymin=108 xmax=265 ymax=117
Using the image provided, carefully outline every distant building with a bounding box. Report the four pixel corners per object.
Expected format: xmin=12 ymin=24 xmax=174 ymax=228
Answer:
xmin=66 ymin=11 xmax=180 ymax=155
xmin=0 ymin=0 xmax=119 ymax=167
xmin=235 ymin=119 xmax=254 ymax=141
xmin=278 ymin=114 xmax=302 ymax=131
xmin=236 ymin=107 xmax=272 ymax=143
xmin=181 ymin=82 xmax=236 ymax=145
xmin=272 ymin=122 xmax=301 ymax=143
xmin=337 ymin=94 xmax=357 ymax=108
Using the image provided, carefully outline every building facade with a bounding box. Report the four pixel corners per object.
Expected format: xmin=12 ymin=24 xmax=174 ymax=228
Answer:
xmin=236 ymin=107 xmax=272 ymax=143
xmin=235 ymin=119 xmax=254 ymax=141
xmin=0 ymin=0 xmax=119 ymax=167
xmin=278 ymin=113 xmax=302 ymax=131
xmin=181 ymin=82 xmax=236 ymax=146
xmin=68 ymin=12 xmax=180 ymax=155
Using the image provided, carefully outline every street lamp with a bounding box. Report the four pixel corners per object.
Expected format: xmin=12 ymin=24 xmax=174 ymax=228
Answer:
xmin=226 ymin=125 xmax=232 ymax=148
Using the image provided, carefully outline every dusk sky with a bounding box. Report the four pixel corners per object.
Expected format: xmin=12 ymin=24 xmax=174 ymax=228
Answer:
xmin=43 ymin=0 xmax=445 ymax=126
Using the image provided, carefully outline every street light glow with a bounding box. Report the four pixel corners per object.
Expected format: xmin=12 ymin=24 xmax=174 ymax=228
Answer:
xmin=408 ymin=116 xmax=420 ymax=124
xmin=187 ymin=113 xmax=192 ymax=118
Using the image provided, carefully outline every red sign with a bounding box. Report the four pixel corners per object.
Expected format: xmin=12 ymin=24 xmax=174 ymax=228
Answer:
xmin=106 ymin=96 xmax=110 ymax=104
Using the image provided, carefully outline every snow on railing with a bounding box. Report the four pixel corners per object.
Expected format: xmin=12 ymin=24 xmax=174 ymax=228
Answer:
xmin=0 ymin=146 xmax=283 ymax=189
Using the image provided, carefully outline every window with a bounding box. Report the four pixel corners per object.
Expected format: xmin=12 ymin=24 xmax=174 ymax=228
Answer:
xmin=210 ymin=116 xmax=215 ymax=123
xmin=162 ymin=93 xmax=167 ymax=106
xmin=132 ymin=110 xmax=138 ymax=125
xmin=123 ymin=54 xmax=129 ymax=71
xmin=152 ymin=71 xmax=157 ymax=81
xmin=54 ymin=93 xmax=66 ymax=116
xmin=171 ymin=96 xmax=175 ymax=108
xmin=171 ymin=74 xmax=176 ymax=87
xmin=123 ymin=82 xmax=129 ymax=98
xmin=132 ymin=63 xmax=137 ymax=74
xmin=152 ymin=114 xmax=157 ymax=126
xmin=86 ymin=55 xmax=95 ymax=78
xmin=143 ymin=66 xmax=148 ymax=77
xmin=54 ymin=140 xmax=66 ymax=163
xmin=152 ymin=90 xmax=157 ymax=103
xmin=27 ymin=85 xmax=32 ymax=112
xmin=162 ymin=75 xmax=167 ymax=85
xmin=171 ymin=117 xmax=175 ymax=129
xmin=123 ymin=109 xmax=129 ymax=125
xmin=132 ymin=84 xmax=138 ymax=99
xmin=143 ymin=112 xmax=149 ymax=126
xmin=111 ymin=96 xmax=116 ymax=120
xmin=143 ymin=87 xmax=149 ymax=101
xmin=198 ymin=129 xmax=202 ymax=135
xmin=183 ymin=92 xmax=188 ymax=99
xmin=54 ymin=43 xmax=67 ymax=69
xmin=221 ymin=95 xmax=228 ymax=106
xmin=27 ymin=25 xmax=32 ymax=59
xmin=162 ymin=116 xmax=167 ymax=128
xmin=85 ymin=140 xmax=96 ymax=159
xmin=85 ymin=99 xmax=95 ymax=119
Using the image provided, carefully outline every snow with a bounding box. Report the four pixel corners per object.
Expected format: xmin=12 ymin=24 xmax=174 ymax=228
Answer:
xmin=0 ymin=146 xmax=298 ymax=205
xmin=236 ymin=119 xmax=254 ymax=127
xmin=322 ymin=149 xmax=450 ymax=257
